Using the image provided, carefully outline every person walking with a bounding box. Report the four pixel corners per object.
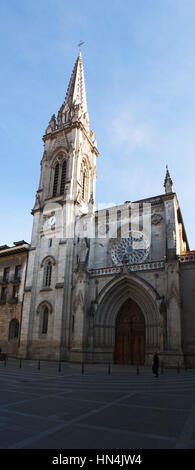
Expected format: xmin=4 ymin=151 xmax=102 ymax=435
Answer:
xmin=152 ymin=352 xmax=159 ymax=377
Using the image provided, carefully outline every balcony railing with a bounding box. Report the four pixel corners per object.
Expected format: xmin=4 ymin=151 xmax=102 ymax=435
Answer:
xmin=0 ymin=274 xmax=21 ymax=285
xmin=10 ymin=276 xmax=21 ymax=283
xmin=0 ymin=277 xmax=9 ymax=285
xmin=8 ymin=297 xmax=18 ymax=304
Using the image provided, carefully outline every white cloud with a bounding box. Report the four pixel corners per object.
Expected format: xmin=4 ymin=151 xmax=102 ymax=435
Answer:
xmin=110 ymin=110 xmax=155 ymax=151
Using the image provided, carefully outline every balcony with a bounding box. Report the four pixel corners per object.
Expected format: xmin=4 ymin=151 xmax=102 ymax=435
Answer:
xmin=0 ymin=277 xmax=9 ymax=285
xmin=8 ymin=297 xmax=18 ymax=304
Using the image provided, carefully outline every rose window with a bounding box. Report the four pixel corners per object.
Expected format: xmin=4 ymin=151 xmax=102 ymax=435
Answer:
xmin=111 ymin=231 xmax=150 ymax=266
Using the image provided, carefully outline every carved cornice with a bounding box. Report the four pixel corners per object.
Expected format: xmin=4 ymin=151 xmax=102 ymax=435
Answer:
xmin=39 ymin=287 xmax=53 ymax=292
xmin=43 ymin=121 xmax=98 ymax=156
xmin=89 ymin=261 xmax=165 ymax=278
xmin=179 ymin=254 xmax=195 ymax=263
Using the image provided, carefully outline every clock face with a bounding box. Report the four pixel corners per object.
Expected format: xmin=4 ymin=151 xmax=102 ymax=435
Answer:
xmin=111 ymin=230 xmax=150 ymax=266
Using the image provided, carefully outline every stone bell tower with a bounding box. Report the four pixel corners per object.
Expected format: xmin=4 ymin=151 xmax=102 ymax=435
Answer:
xmin=19 ymin=52 xmax=98 ymax=360
xmin=34 ymin=50 xmax=98 ymax=234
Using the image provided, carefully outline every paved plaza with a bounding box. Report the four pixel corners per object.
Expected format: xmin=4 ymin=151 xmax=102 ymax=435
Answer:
xmin=0 ymin=359 xmax=195 ymax=449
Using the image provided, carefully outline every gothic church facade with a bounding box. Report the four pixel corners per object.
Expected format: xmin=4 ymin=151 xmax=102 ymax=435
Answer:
xmin=1 ymin=52 xmax=195 ymax=366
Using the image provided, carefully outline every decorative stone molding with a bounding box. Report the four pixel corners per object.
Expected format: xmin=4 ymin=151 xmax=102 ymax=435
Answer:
xmin=94 ymin=274 xmax=161 ymax=352
xmin=137 ymin=196 xmax=162 ymax=207
xmin=37 ymin=301 xmax=53 ymax=315
xmin=40 ymin=255 xmax=56 ymax=267
xmin=151 ymin=213 xmax=163 ymax=225
xmin=89 ymin=261 xmax=165 ymax=278
xmin=55 ymin=283 xmax=64 ymax=289
xmin=59 ymin=239 xmax=67 ymax=245
xmin=40 ymin=287 xmax=53 ymax=292
xmin=179 ymin=254 xmax=195 ymax=263
xmin=129 ymin=261 xmax=164 ymax=272
xmin=24 ymin=286 xmax=32 ymax=292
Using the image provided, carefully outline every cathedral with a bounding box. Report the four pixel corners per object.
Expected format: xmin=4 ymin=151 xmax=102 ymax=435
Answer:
xmin=0 ymin=51 xmax=195 ymax=367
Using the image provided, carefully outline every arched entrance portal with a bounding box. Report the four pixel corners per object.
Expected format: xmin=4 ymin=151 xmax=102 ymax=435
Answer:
xmin=115 ymin=298 xmax=145 ymax=364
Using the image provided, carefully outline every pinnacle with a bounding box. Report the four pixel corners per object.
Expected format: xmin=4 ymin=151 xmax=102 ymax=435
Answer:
xmin=164 ymin=165 xmax=174 ymax=193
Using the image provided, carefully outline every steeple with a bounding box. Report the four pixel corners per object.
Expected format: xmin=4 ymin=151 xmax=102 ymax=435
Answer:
xmin=164 ymin=165 xmax=174 ymax=193
xmin=65 ymin=52 xmax=88 ymax=114
xmin=56 ymin=51 xmax=90 ymax=132
xmin=41 ymin=51 xmax=98 ymax=215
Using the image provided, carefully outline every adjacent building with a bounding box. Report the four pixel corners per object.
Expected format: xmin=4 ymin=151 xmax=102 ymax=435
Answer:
xmin=0 ymin=241 xmax=29 ymax=356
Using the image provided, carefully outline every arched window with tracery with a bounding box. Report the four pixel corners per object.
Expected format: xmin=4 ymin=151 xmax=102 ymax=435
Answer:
xmin=8 ymin=319 xmax=19 ymax=341
xmin=42 ymin=306 xmax=49 ymax=334
xmin=53 ymin=162 xmax=59 ymax=196
xmin=37 ymin=301 xmax=52 ymax=337
xmin=60 ymin=160 xmax=67 ymax=195
xmin=43 ymin=260 xmax=52 ymax=287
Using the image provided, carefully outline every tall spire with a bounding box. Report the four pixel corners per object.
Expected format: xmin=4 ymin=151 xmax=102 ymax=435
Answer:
xmin=56 ymin=51 xmax=90 ymax=132
xmin=164 ymin=165 xmax=174 ymax=193
xmin=65 ymin=51 xmax=88 ymax=113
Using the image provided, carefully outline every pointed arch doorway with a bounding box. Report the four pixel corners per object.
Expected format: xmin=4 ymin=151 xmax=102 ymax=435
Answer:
xmin=114 ymin=298 xmax=145 ymax=364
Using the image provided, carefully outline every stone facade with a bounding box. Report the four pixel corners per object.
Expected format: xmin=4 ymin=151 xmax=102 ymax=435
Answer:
xmin=1 ymin=52 xmax=195 ymax=367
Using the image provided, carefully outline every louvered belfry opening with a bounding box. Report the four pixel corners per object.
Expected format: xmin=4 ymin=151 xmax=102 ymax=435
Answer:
xmin=53 ymin=163 xmax=59 ymax=196
xmin=43 ymin=260 xmax=52 ymax=288
xmin=60 ymin=160 xmax=67 ymax=195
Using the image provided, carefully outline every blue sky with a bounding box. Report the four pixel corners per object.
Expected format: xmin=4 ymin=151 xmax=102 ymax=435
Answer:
xmin=0 ymin=0 xmax=195 ymax=248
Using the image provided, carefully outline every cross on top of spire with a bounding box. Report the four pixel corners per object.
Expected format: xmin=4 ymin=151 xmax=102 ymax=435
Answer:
xmin=78 ymin=40 xmax=85 ymax=52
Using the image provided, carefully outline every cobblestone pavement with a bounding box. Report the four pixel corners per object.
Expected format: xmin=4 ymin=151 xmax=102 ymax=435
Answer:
xmin=0 ymin=359 xmax=195 ymax=449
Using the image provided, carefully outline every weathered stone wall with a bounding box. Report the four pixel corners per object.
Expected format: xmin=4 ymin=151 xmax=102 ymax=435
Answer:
xmin=88 ymin=201 xmax=166 ymax=271
xmin=180 ymin=261 xmax=195 ymax=366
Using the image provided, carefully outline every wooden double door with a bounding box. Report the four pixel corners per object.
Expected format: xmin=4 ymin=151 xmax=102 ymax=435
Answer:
xmin=115 ymin=299 xmax=145 ymax=365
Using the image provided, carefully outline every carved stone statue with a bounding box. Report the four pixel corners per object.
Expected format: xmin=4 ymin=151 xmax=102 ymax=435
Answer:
xmin=151 ymin=213 xmax=163 ymax=225
xmin=77 ymin=237 xmax=89 ymax=266
xmin=88 ymin=193 xmax=94 ymax=214
xmin=76 ymin=188 xmax=81 ymax=204
xmin=166 ymin=221 xmax=176 ymax=249
xmin=35 ymin=193 xmax=41 ymax=209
